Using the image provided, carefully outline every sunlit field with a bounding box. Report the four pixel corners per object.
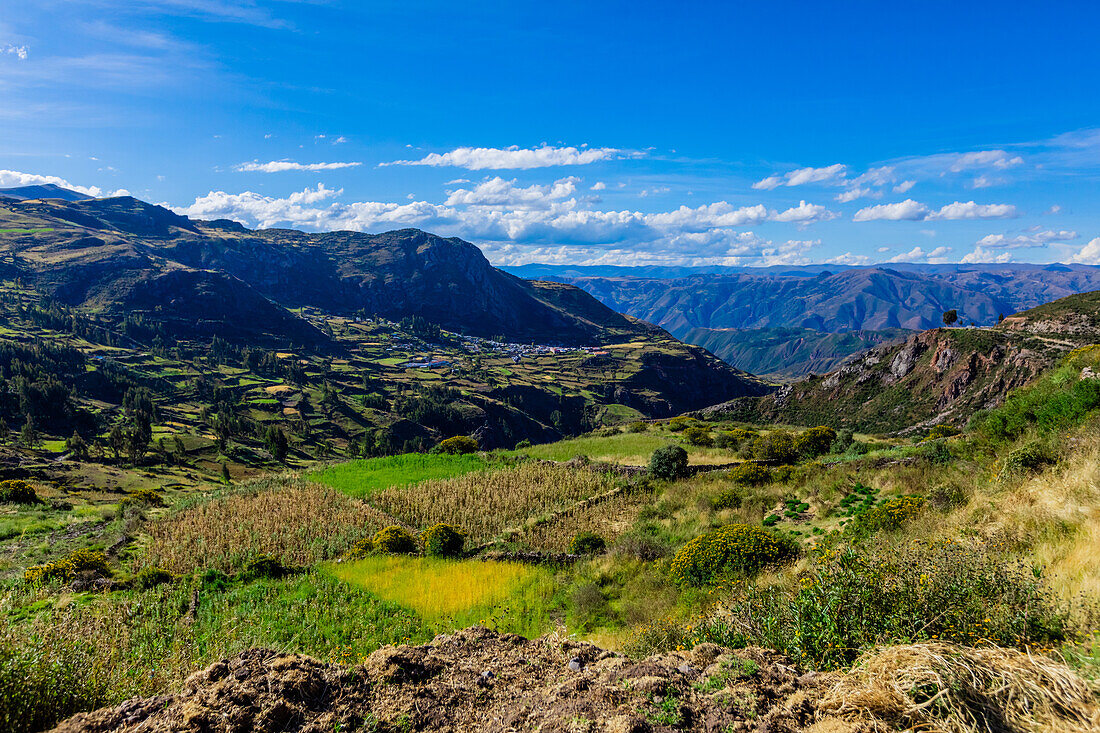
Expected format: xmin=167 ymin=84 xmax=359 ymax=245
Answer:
xmin=307 ymin=453 xmax=488 ymax=498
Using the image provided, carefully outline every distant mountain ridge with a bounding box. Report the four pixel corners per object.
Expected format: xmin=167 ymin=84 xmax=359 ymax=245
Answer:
xmin=515 ymin=265 xmax=1100 ymax=339
xmin=0 ymin=184 xmax=94 ymax=202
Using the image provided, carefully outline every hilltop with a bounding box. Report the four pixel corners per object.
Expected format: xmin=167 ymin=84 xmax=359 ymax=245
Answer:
xmin=704 ymin=289 xmax=1100 ymax=433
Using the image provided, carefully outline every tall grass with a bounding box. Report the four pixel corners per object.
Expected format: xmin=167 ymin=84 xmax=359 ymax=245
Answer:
xmin=144 ymin=477 xmax=390 ymax=573
xmin=308 ymin=453 xmax=488 ymax=498
xmin=520 ymin=488 xmax=655 ymax=553
xmin=330 ymin=556 xmax=557 ymax=638
xmin=372 ymin=462 xmax=620 ymax=543
xmin=0 ymin=573 xmax=428 ymax=733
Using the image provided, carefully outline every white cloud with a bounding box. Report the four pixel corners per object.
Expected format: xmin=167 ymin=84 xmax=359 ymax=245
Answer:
xmin=639 ymin=186 xmax=671 ymax=197
xmin=443 ymin=176 xmax=579 ymax=208
xmin=1068 ymin=238 xmax=1100 ymax=265
xmin=947 ymin=150 xmax=1024 ymax=172
xmin=886 ymin=246 xmax=952 ymax=264
xmin=4 ymin=45 xmax=28 ymax=60
xmin=590 ymin=181 xmax=607 ymax=191
xmin=825 ymin=252 xmax=870 ymax=266
xmin=976 ymin=229 xmax=1077 ymax=249
xmin=835 ymin=187 xmax=877 ymax=202
xmin=753 ymin=163 xmax=846 ymax=190
xmin=960 ymin=246 xmax=1014 ymax=264
xmin=893 ymin=180 xmax=915 ymax=193
xmin=332 ymin=136 xmax=348 ymax=144
xmin=770 ymin=200 xmax=838 ymax=223
xmin=1046 ymin=205 xmax=1062 ymax=215
xmin=381 ymin=144 xmax=638 ymax=170
xmin=0 ymin=169 xmax=103 ymax=197
xmin=853 ymin=199 xmax=931 ymax=221
xmin=853 ymin=199 xmax=1017 ymax=222
xmin=235 ymin=160 xmax=361 ymax=172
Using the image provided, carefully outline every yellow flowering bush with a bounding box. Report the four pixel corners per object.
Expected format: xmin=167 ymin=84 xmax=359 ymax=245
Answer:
xmin=850 ymin=495 xmax=925 ymax=536
xmin=371 ymin=525 xmax=418 ymax=554
xmin=421 ymin=523 xmax=467 ymax=557
xmin=24 ymin=549 xmax=111 ymax=585
xmin=0 ymin=480 xmax=39 ymax=505
xmin=669 ymin=524 xmax=799 ymax=586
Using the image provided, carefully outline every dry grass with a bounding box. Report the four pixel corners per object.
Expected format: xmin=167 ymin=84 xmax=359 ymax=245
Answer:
xmin=820 ymin=642 xmax=1100 ymax=733
xmin=144 ymin=477 xmax=390 ymax=573
xmin=370 ymin=462 xmax=620 ymax=544
xmin=519 ymin=488 xmax=653 ymax=552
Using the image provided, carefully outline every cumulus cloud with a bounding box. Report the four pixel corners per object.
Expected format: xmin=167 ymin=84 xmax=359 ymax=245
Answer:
xmin=975 ymin=229 xmax=1077 ymax=249
xmin=0 ymin=169 xmax=105 ymax=197
xmin=1068 ymin=238 xmax=1100 ymax=265
xmin=835 ymin=187 xmax=877 ymax=202
xmin=381 ymin=144 xmax=639 ymax=170
xmin=947 ymin=150 xmax=1024 ymax=172
xmin=825 ymin=252 xmax=870 ymax=266
xmin=443 ymin=176 xmax=579 ymax=208
xmin=886 ymin=246 xmax=952 ymax=263
xmin=853 ymin=199 xmax=1017 ymax=222
xmin=4 ymin=45 xmax=28 ymax=60
xmin=770 ymin=200 xmax=838 ymax=223
xmin=893 ymin=180 xmax=915 ymax=193
xmin=235 ymin=160 xmax=361 ymax=172
xmin=960 ymin=246 xmax=1014 ymax=264
xmin=753 ymin=163 xmax=846 ymax=190
xmin=590 ymin=181 xmax=607 ymax=190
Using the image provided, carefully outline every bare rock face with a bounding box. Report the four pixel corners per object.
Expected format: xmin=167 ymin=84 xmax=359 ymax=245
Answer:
xmin=52 ymin=628 xmax=831 ymax=733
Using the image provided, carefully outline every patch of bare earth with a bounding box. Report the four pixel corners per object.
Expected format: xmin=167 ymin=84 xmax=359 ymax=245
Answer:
xmin=51 ymin=628 xmax=1098 ymax=733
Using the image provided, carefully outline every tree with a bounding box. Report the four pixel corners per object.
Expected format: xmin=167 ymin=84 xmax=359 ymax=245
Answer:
xmin=220 ymin=461 xmax=232 ymax=484
xmin=436 ymin=435 xmax=479 ymax=454
xmin=264 ymin=425 xmax=289 ymax=463
xmin=19 ymin=416 xmax=38 ymax=448
xmin=942 ymin=309 xmax=958 ymax=327
xmin=66 ymin=431 xmax=89 ymax=461
xmin=649 ymin=444 xmax=690 ymax=480
xmin=794 ymin=426 xmax=837 ymax=458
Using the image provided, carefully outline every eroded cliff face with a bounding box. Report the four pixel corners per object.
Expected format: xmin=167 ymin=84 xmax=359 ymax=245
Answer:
xmin=703 ymin=328 xmax=1064 ymax=433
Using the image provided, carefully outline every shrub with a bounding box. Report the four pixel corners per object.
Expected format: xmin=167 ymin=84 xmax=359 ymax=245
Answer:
xmin=762 ymin=514 xmax=780 ymax=527
xmin=926 ymin=424 xmax=961 ymax=440
xmin=667 ymin=417 xmax=694 ymax=432
xmin=24 ymin=549 xmax=111 ymax=585
xmin=242 ymin=554 xmax=294 ymax=580
xmin=728 ymin=462 xmax=771 ymax=486
xmin=751 ymin=430 xmax=798 ymax=464
xmin=569 ymin=531 xmax=606 ymax=555
xmin=514 ymin=439 xmax=532 ymax=450
xmin=649 ymin=445 xmax=689 ymax=480
xmin=830 ymin=430 xmax=854 ymax=454
xmin=1000 ymin=440 xmax=1054 ymax=476
xmin=421 ymin=523 xmax=467 ymax=557
xmin=794 ymin=426 xmax=837 ymax=458
xmin=712 ymin=487 xmax=742 ymax=511
xmin=372 ymin=525 xmax=418 ymax=554
xmin=627 ymin=421 xmax=649 ymax=433
xmin=656 ymin=541 xmax=1069 ymax=670
xmin=130 ymin=567 xmax=173 ymax=590
xmin=436 ymin=435 xmax=479 ymax=455
xmin=682 ymin=426 xmax=713 ymax=447
xmin=0 ymin=480 xmax=39 ymax=505
xmin=669 ymin=524 xmax=799 ymax=586
xmin=849 ymin=496 xmax=926 ymax=537
xmin=122 ymin=488 xmax=165 ymax=508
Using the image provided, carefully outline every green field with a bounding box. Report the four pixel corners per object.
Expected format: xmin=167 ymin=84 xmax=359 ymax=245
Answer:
xmin=307 ymin=453 xmax=488 ymax=497
xmin=329 ymin=555 xmax=557 ymax=639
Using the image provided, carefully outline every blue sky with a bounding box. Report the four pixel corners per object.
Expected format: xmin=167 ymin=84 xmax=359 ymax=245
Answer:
xmin=2 ymin=0 xmax=1100 ymax=266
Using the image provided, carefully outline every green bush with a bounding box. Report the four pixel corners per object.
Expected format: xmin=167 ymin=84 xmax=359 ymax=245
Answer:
xmin=649 ymin=445 xmax=689 ymax=480
xmin=514 ymin=439 xmax=532 ymax=449
xmin=667 ymin=417 xmax=694 ymax=432
xmin=829 ymin=430 xmax=854 ymax=454
xmin=682 ymin=426 xmax=713 ymax=447
xmin=1000 ymin=440 xmax=1054 ymax=476
xmin=925 ymin=424 xmax=961 ymax=440
xmin=794 ymin=426 xmax=837 ymax=458
xmin=751 ymin=430 xmax=798 ymax=464
xmin=436 ymin=435 xmax=479 ymax=455
xmin=650 ymin=541 xmax=1069 ymax=670
xmin=627 ymin=421 xmax=649 ymax=433
xmin=130 ymin=567 xmax=173 ymax=590
xmin=728 ymin=462 xmax=771 ymax=486
xmin=372 ymin=525 xmax=418 ymax=554
xmin=242 ymin=555 xmax=294 ymax=580
xmin=421 ymin=523 xmax=467 ymax=557
xmin=712 ymin=487 xmax=741 ymax=511
xmin=0 ymin=480 xmax=39 ymax=505
xmin=569 ymin=531 xmax=607 ymax=555
xmin=848 ymin=496 xmax=926 ymax=537
xmin=669 ymin=524 xmax=799 ymax=586
xmin=762 ymin=514 xmax=780 ymax=527
xmin=121 ymin=488 xmax=165 ymax=508
xmin=24 ymin=549 xmax=111 ymax=585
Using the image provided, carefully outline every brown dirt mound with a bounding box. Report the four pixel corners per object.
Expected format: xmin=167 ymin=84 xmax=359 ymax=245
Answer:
xmin=50 ymin=629 xmax=1098 ymax=733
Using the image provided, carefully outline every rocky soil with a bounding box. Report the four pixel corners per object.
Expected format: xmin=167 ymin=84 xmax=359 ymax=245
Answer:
xmin=53 ymin=627 xmax=852 ymax=733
